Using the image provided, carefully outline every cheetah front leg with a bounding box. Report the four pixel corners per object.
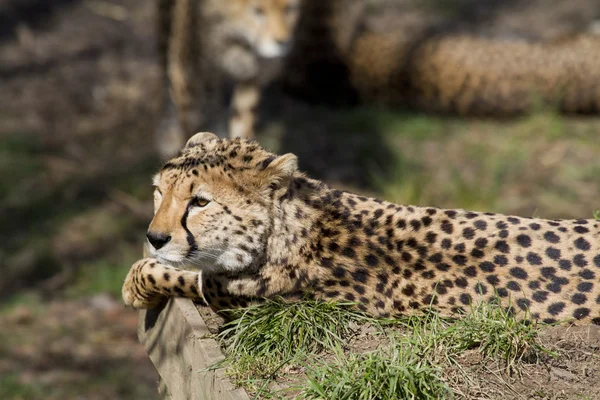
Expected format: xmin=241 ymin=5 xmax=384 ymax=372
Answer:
xmin=122 ymin=258 xmax=205 ymax=309
xmin=229 ymin=81 xmax=260 ymax=139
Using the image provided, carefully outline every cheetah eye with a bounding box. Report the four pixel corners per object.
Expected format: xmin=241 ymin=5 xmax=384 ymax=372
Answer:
xmin=190 ymin=197 xmax=210 ymax=208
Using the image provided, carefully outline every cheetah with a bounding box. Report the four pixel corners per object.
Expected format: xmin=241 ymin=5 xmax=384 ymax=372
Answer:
xmin=282 ymin=0 xmax=600 ymax=115
xmin=155 ymin=0 xmax=302 ymax=157
xmin=123 ymin=132 xmax=600 ymax=325
xmin=348 ymin=31 xmax=600 ymax=115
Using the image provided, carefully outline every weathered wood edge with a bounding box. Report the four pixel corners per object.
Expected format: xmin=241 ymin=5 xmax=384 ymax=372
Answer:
xmin=138 ymin=297 xmax=250 ymax=400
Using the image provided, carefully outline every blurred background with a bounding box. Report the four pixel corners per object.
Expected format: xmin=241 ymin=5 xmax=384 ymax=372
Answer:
xmin=1 ymin=0 xmax=599 ymax=398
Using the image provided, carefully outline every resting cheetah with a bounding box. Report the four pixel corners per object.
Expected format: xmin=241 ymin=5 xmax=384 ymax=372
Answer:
xmin=155 ymin=0 xmax=302 ymax=157
xmin=282 ymin=0 xmax=600 ymax=115
xmin=348 ymin=31 xmax=600 ymax=115
xmin=123 ymin=132 xmax=600 ymax=324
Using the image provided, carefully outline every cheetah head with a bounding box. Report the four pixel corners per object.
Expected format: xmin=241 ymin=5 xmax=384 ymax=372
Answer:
xmin=147 ymin=132 xmax=298 ymax=273
xmin=234 ymin=0 xmax=302 ymax=58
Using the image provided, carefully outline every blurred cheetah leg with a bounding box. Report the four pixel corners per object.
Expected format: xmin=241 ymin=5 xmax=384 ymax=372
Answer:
xmin=229 ymin=81 xmax=260 ymax=139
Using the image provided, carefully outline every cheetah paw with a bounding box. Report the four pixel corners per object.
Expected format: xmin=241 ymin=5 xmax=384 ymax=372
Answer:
xmin=122 ymin=258 xmax=166 ymax=309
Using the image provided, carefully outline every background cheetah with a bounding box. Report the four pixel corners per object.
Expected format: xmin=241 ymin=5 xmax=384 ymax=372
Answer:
xmin=286 ymin=0 xmax=600 ymax=114
xmin=123 ymin=132 xmax=600 ymax=325
xmin=156 ymin=0 xmax=302 ymax=157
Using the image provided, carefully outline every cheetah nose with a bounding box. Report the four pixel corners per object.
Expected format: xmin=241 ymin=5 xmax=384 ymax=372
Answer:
xmin=146 ymin=231 xmax=171 ymax=250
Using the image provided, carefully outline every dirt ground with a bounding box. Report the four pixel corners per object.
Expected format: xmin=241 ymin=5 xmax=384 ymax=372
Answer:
xmin=1 ymin=0 xmax=599 ymax=399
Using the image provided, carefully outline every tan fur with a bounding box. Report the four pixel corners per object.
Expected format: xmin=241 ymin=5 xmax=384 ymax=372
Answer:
xmin=347 ymin=31 xmax=600 ymax=114
xmin=124 ymin=133 xmax=600 ymax=325
xmin=155 ymin=0 xmax=302 ymax=157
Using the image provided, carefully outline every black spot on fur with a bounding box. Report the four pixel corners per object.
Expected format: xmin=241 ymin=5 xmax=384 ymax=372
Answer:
xmin=441 ymin=221 xmax=454 ymax=234
xmin=526 ymin=252 xmax=542 ymax=265
xmin=532 ymin=291 xmax=548 ymax=303
xmin=410 ymin=220 xmax=421 ymax=231
xmin=402 ymin=285 xmax=415 ymax=296
xmin=571 ymin=293 xmax=587 ymax=305
xmin=495 ymin=241 xmax=510 ymax=254
xmin=516 ymin=234 xmax=531 ymax=248
xmin=441 ymin=239 xmax=452 ymax=249
xmin=544 ymin=231 xmax=560 ymax=243
xmin=510 ymin=267 xmax=528 ymax=280
xmin=576 ymin=283 xmax=592 ymax=295
xmin=436 ymin=263 xmax=450 ymax=272
xmin=462 ymin=228 xmax=475 ymax=239
xmin=573 ymin=254 xmax=588 ymax=267
xmin=486 ymin=275 xmax=499 ymax=285
xmin=474 ymin=238 xmax=488 ymax=248
xmin=573 ymin=308 xmax=590 ymax=320
xmin=548 ymin=302 xmax=565 ymax=315
xmin=559 ymin=259 xmax=572 ymax=271
xmin=353 ymin=285 xmax=366 ymax=295
xmin=352 ymin=269 xmax=369 ymax=283
xmin=459 ymin=293 xmax=472 ymax=305
xmin=579 ymin=269 xmax=595 ymax=280
xmin=516 ymin=298 xmax=530 ymax=311
xmin=452 ymin=255 xmax=467 ymax=266
xmin=470 ymin=248 xmax=485 ymax=258
xmin=342 ymin=247 xmax=356 ymax=258
xmin=365 ymin=254 xmax=379 ymax=267
xmin=425 ymin=232 xmax=438 ymax=244
xmin=574 ymin=237 xmax=591 ymax=251
xmin=528 ymin=280 xmax=540 ymax=290
xmin=493 ymin=255 xmax=508 ymax=266
xmin=474 ymin=282 xmax=487 ymax=295
xmin=473 ymin=220 xmax=488 ymax=230
xmin=480 ymin=261 xmax=495 ymax=272
xmin=455 ymin=277 xmax=468 ymax=288
xmin=545 ymin=247 xmax=561 ymax=261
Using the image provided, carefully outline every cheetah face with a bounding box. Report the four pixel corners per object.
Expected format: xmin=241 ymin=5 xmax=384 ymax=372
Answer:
xmin=146 ymin=132 xmax=297 ymax=274
xmin=237 ymin=0 xmax=302 ymax=58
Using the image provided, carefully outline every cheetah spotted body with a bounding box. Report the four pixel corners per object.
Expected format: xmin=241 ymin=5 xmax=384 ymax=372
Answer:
xmin=123 ymin=132 xmax=600 ymax=324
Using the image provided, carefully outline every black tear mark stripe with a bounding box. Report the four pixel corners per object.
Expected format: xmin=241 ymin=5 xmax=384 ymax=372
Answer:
xmin=182 ymin=202 xmax=198 ymax=257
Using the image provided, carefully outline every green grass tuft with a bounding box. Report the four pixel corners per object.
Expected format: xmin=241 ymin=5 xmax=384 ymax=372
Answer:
xmin=220 ymin=297 xmax=373 ymax=360
xmin=442 ymin=301 xmax=550 ymax=368
xmin=301 ymin=343 xmax=450 ymax=400
xmin=218 ymin=297 xmax=375 ymax=393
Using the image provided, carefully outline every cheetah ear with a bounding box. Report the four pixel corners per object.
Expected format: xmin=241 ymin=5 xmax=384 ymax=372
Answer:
xmin=260 ymin=153 xmax=298 ymax=183
xmin=184 ymin=132 xmax=219 ymax=149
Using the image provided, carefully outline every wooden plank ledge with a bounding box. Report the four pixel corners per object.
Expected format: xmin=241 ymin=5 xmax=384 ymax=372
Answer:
xmin=138 ymin=297 xmax=250 ymax=400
